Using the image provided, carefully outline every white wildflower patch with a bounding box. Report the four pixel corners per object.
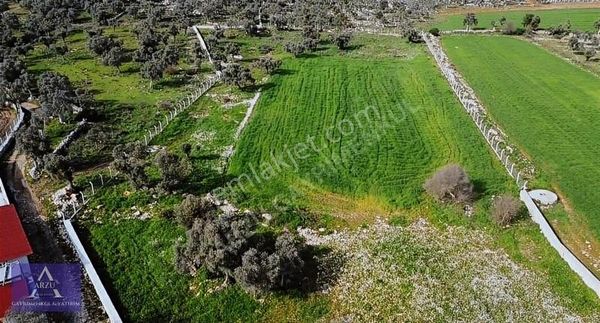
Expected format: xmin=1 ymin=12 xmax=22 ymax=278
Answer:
xmin=302 ymin=220 xmax=599 ymax=322
xmin=192 ymin=130 xmax=215 ymax=144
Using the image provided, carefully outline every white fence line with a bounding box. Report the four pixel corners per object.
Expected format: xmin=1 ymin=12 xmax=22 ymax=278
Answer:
xmin=53 ymin=119 xmax=88 ymax=154
xmin=520 ymin=190 xmax=600 ymax=297
xmin=234 ymin=91 xmax=261 ymax=140
xmin=192 ymin=26 xmax=214 ymax=65
xmin=0 ymin=177 xmax=9 ymax=207
xmin=63 ymin=219 xmax=122 ymax=323
xmin=422 ymin=31 xmax=600 ymax=297
xmin=0 ymin=106 xmax=25 ymax=157
xmin=421 ymin=32 xmax=528 ymax=188
xmin=0 ymin=106 xmax=25 ymax=206
xmin=143 ymin=73 xmax=221 ymax=146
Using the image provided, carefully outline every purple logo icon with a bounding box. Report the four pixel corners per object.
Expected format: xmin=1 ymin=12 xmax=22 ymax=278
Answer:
xmin=11 ymin=263 xmax=82 ymax=313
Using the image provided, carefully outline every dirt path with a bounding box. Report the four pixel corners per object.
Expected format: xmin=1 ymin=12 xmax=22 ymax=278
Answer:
xmin=0 ymin=153 xmax=105 ymax=322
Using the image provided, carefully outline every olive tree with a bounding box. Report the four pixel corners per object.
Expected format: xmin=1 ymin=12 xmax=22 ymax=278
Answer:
xmin=491 ymin=194 xmax=522 ymax=226
xmin=155 ymin=149 xmax=191 ymax=192
xmin=111 ymin=142 xmax=149 ymax=189
xmin=463 ymin=13 xmax=478 ymax=31
xmin=424 ymin=164 xmax=475 ymax=204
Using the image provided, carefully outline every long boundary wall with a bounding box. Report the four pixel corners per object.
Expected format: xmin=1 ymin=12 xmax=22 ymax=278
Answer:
xmin=0 ymin=106 xmax=25 ymax=206
xmin=63 ymin=219 xmax=122 ymax=323
xmin=422 ymin=31 xmax=600 ymax=297
xmin=520 ymin=190 xmax=600 ymax=296
xmin=422 ymin=32 xmax=528 ymax=188
xmin=0 ymin=106 xmax=25 ymax=157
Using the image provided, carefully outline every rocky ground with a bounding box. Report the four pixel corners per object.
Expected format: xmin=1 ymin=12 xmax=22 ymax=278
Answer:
xmin=300 ymin=219 xmax=600 ymax=322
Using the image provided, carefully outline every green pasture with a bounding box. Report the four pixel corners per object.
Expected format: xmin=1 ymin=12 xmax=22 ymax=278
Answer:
xmin=26 ymin=26 xmax=198 ymax=152
xmin=431 ymin=8 xmax=600 ymax=31
xmin=443 ymin=35 xmax=600 ymax=238
xmin=228 ymin=44 xmax=513 ymax=209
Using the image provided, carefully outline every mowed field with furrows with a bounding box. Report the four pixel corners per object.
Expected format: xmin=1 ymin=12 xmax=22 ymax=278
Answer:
xmin=431 ymin=8 xmax=600 ymax=31
xmin=229 ymin=49 xmax=513 ymax=209
xmin=443 ymin=35 xmax=600 ymax=238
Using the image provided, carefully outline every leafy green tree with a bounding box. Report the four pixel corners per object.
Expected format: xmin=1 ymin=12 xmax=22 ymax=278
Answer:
xmin=155 ymin=149 xmax=191 ymax=192
xmin=37 ymin=72 xmax=84 ymax=123
xmin=178 ymin=213 xmax=257 ymax=280
xmin=254 ymin=56 xmax=281 ymax=74
xmin=522 ymin=14 xmax=541 ymax=32
xmin=0 ymin=56 xmax=35 ymax=104
xmin=112 ymin=142 xmax=149 ymax=189
xmin=141 ymin=59 xmax=165 ymax=87
xmin=463 ymin=13 xmax=478 ymax=31
xmin=284 ymin=42 xmax=306 ymax=57
xmin=88 ymin=34 xmax=122 ymax=56
xmin=235 ymin=232 xmax=307 ymax=294
xmin=331 ymin=30 xmax=353 ymax=50
xmin=101 ymin=45 xmax=126 ymax=71
xmin=222 ymin=63 xmax=255 ymax=89
xmin=16 ymin=118 xmax=50 ymax=166
xmin=43 ymin=153 xmax=74 ymax=189
xmin=174 ymin=194 xmax=215 ymax=229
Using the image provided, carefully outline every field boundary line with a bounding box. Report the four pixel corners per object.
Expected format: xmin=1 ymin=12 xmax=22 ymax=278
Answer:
xmin=63 ymin=219 xmax=123 ymax=323
xmin=235 ymin=90 xmax=261 ymax=140
xmin=422 ymin=31 xmax=600 ymax=297
xmin=520 ymin=189 xmax=600 ymax=297
xmin=421 ymin=32 xmax=529 ymax=188
xmin=0 ymin=105 xmax=25 ymax=157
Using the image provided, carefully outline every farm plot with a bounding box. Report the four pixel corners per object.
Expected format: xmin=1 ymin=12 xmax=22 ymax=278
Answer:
xmin=442 ymin=35 xmax=600 ymax=238
xmin=431 ymin=8 xmax=600 ymax=31
xmin=228 ymin=50 xmax=513 ymax=210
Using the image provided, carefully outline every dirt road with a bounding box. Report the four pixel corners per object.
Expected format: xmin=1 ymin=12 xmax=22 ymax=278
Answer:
xmin=1 ymin=153 xmax=105 ymax=322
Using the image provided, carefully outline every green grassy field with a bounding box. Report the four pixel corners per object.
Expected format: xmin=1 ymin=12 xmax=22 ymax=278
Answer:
xmin=228 ymin=44 xmax=513 ymax=210
xmin=32 ymin=28 xmax=600 ymax=320
xmin=26 ymin=26 xmax=198 ymax=159
xmin=85 ymin=219 xmax=328 ymax=322
xmin=442 ymin=35 xmax=600 ymax=238
xmin=431 ymin=8 xmax=600 ymax=31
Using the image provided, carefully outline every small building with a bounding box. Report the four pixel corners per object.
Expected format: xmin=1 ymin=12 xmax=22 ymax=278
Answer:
xmin=0 ymin=203 xmax=33 ymax=318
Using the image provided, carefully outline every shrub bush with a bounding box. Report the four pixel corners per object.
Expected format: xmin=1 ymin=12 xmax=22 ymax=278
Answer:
xmin=429 ymin=28 xmax=441 ymax=36
xmin=491 ymin=194 xmax=522 ymax=226
xmin=424 ymin=164 xmax=475 ymax=204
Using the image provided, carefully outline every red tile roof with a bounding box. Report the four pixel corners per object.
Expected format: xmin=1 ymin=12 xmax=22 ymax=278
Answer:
xmin=0 ymin=279 xmax=28 ymax=318
xmin=0 ymin=205 xmax=32 ymax=263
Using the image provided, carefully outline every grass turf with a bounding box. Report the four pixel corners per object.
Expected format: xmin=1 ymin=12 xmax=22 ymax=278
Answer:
xmin=228 ymin=43 xmax=513 ymax=211
xmin=26 ymin=26 xmax=197 ymax=151
xmin=84 ymin=219 xmax=329 ymax=322
xmin=442 ymin=35 xmax=600 ymax=239
xmin=430 ymin=8 xmax=600 ymax=31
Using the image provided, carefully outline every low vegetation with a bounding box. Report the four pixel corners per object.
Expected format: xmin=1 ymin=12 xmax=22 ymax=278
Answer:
xmin=311 ymin=220 xmax=600 ymax=321
xmin=423 ymin=164 xmax=474 ymax=204
xmin=229 ymin=41 xmax=513 ymax=211
xmin=491 ymin=194 xmax=522 ymax=226
xmin=431 ymin=8 xmax=600 ymax=32
xmin=443 ymin=35 xmax=600 ymax=239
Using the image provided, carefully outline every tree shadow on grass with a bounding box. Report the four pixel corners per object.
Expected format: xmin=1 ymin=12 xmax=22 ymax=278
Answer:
xmin=273 ymin=68 xmax=295 ymax=76
xmin=155 ymin=77 xmax=188 ymax=89
xmin=74 ymin=223 xmax=131 ymax=322
xmin=472 ymin=179 xmax=487 ymax=196
xmin=344 ymin=44 xmax=364 ymax=51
